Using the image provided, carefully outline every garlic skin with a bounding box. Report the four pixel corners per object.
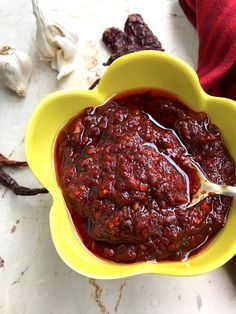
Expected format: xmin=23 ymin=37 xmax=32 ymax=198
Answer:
xmin=32 ymin=0 xmax=79 ymax=80
xmin=0 ymin=46 xmax=33 ymax=96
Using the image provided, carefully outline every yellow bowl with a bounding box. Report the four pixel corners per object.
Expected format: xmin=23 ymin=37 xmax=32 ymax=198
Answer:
xmin=25 ymin=51 xmax=236 ymax=279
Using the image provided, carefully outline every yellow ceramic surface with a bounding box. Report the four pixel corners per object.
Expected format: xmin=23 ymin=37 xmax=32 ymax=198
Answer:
xmin=25 ymin=51 xmax=236 ymax=279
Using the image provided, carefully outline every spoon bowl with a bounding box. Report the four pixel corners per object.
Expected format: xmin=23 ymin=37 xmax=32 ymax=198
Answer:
xmin=187 ymin=160 xmax=236 ymax=208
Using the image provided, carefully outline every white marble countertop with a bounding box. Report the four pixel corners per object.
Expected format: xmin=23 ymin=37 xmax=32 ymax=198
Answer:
xmin=0 ymin=0 xmax=236 ymax=313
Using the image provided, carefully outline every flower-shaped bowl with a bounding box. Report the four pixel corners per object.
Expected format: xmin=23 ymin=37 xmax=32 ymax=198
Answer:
xmin=25 ymin=51 xmax=236 ymax=279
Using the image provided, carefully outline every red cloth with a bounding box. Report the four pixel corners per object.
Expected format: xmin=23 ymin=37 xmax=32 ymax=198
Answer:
xmin=179 ymin=0 xmax=236 ymax=100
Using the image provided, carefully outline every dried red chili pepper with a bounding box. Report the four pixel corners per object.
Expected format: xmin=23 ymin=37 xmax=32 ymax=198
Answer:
xmin=89 ymin=14 xmax=163 ymax=90
xmin=0 ymin=169 xmax=48 ymax=196
xmin=0 ymin=153 xmax=27 ymax=167
xmin=102 ymin=27 xmax=128 ymax=53
xmin=124 ymin=14 xmax=162 ymax=49
xmin=0 ymin=153 xmax=48 ymax=195
xmin=102 ymin=14 xmax=164 ymax=65
xmin=88 ymin=78 xmax=101 ymax=90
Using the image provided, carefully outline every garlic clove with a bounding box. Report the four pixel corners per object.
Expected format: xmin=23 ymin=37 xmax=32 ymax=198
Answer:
xmin=15 ymin=50 xmax=33 ymax=79
xmin=32 ymin=0 xmax=79 ymax=80
xmin=55 ymin=50 xmax=74 ymax=80
xmin=35 ymin=26 xmax=57 ymax=60
xmin=33 ymin=1 xmax=58 ymax=60
xmin=0 ymin=46 xmax=33 ymax=96
xmin=50 ymin=16 xmax=79 ymax=46
xmin=50 ymin=59 xmax=57 ymax=70
xmin=54 ymin=35 xmax=76 ymax=59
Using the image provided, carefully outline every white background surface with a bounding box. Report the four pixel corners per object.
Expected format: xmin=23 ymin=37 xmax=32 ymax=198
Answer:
xmin=0 ymin=0 xmax=236 ymax=313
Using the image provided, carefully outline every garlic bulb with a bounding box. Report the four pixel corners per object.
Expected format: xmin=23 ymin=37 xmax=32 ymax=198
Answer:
xmin=32 ymin=0 xmax=79 ymax=80
xmin=0 ymin=46 xmax=33 ymax=96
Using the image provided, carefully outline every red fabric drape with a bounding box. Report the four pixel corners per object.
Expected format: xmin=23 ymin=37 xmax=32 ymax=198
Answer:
xmin=179 ymin=0 xmax=236 ymax=100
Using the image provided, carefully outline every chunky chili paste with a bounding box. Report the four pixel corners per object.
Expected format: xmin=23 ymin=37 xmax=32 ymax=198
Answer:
xmin=55 ymin=90 xmax=236 ymax=263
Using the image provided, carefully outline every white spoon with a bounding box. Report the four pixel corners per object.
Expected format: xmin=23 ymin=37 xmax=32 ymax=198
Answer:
xmin=187 ymin=161 xmax=236 ymax=208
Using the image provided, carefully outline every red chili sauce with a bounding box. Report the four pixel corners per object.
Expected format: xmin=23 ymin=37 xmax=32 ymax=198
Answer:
xmin=55 ymin=90 xmax=236 ymax=263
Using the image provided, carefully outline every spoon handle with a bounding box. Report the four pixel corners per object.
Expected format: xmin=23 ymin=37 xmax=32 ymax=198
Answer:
xmin=219 ymin=184 xmax=236 ymax=197
xmin=206 ymin=181 xmax=236 ymax=198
